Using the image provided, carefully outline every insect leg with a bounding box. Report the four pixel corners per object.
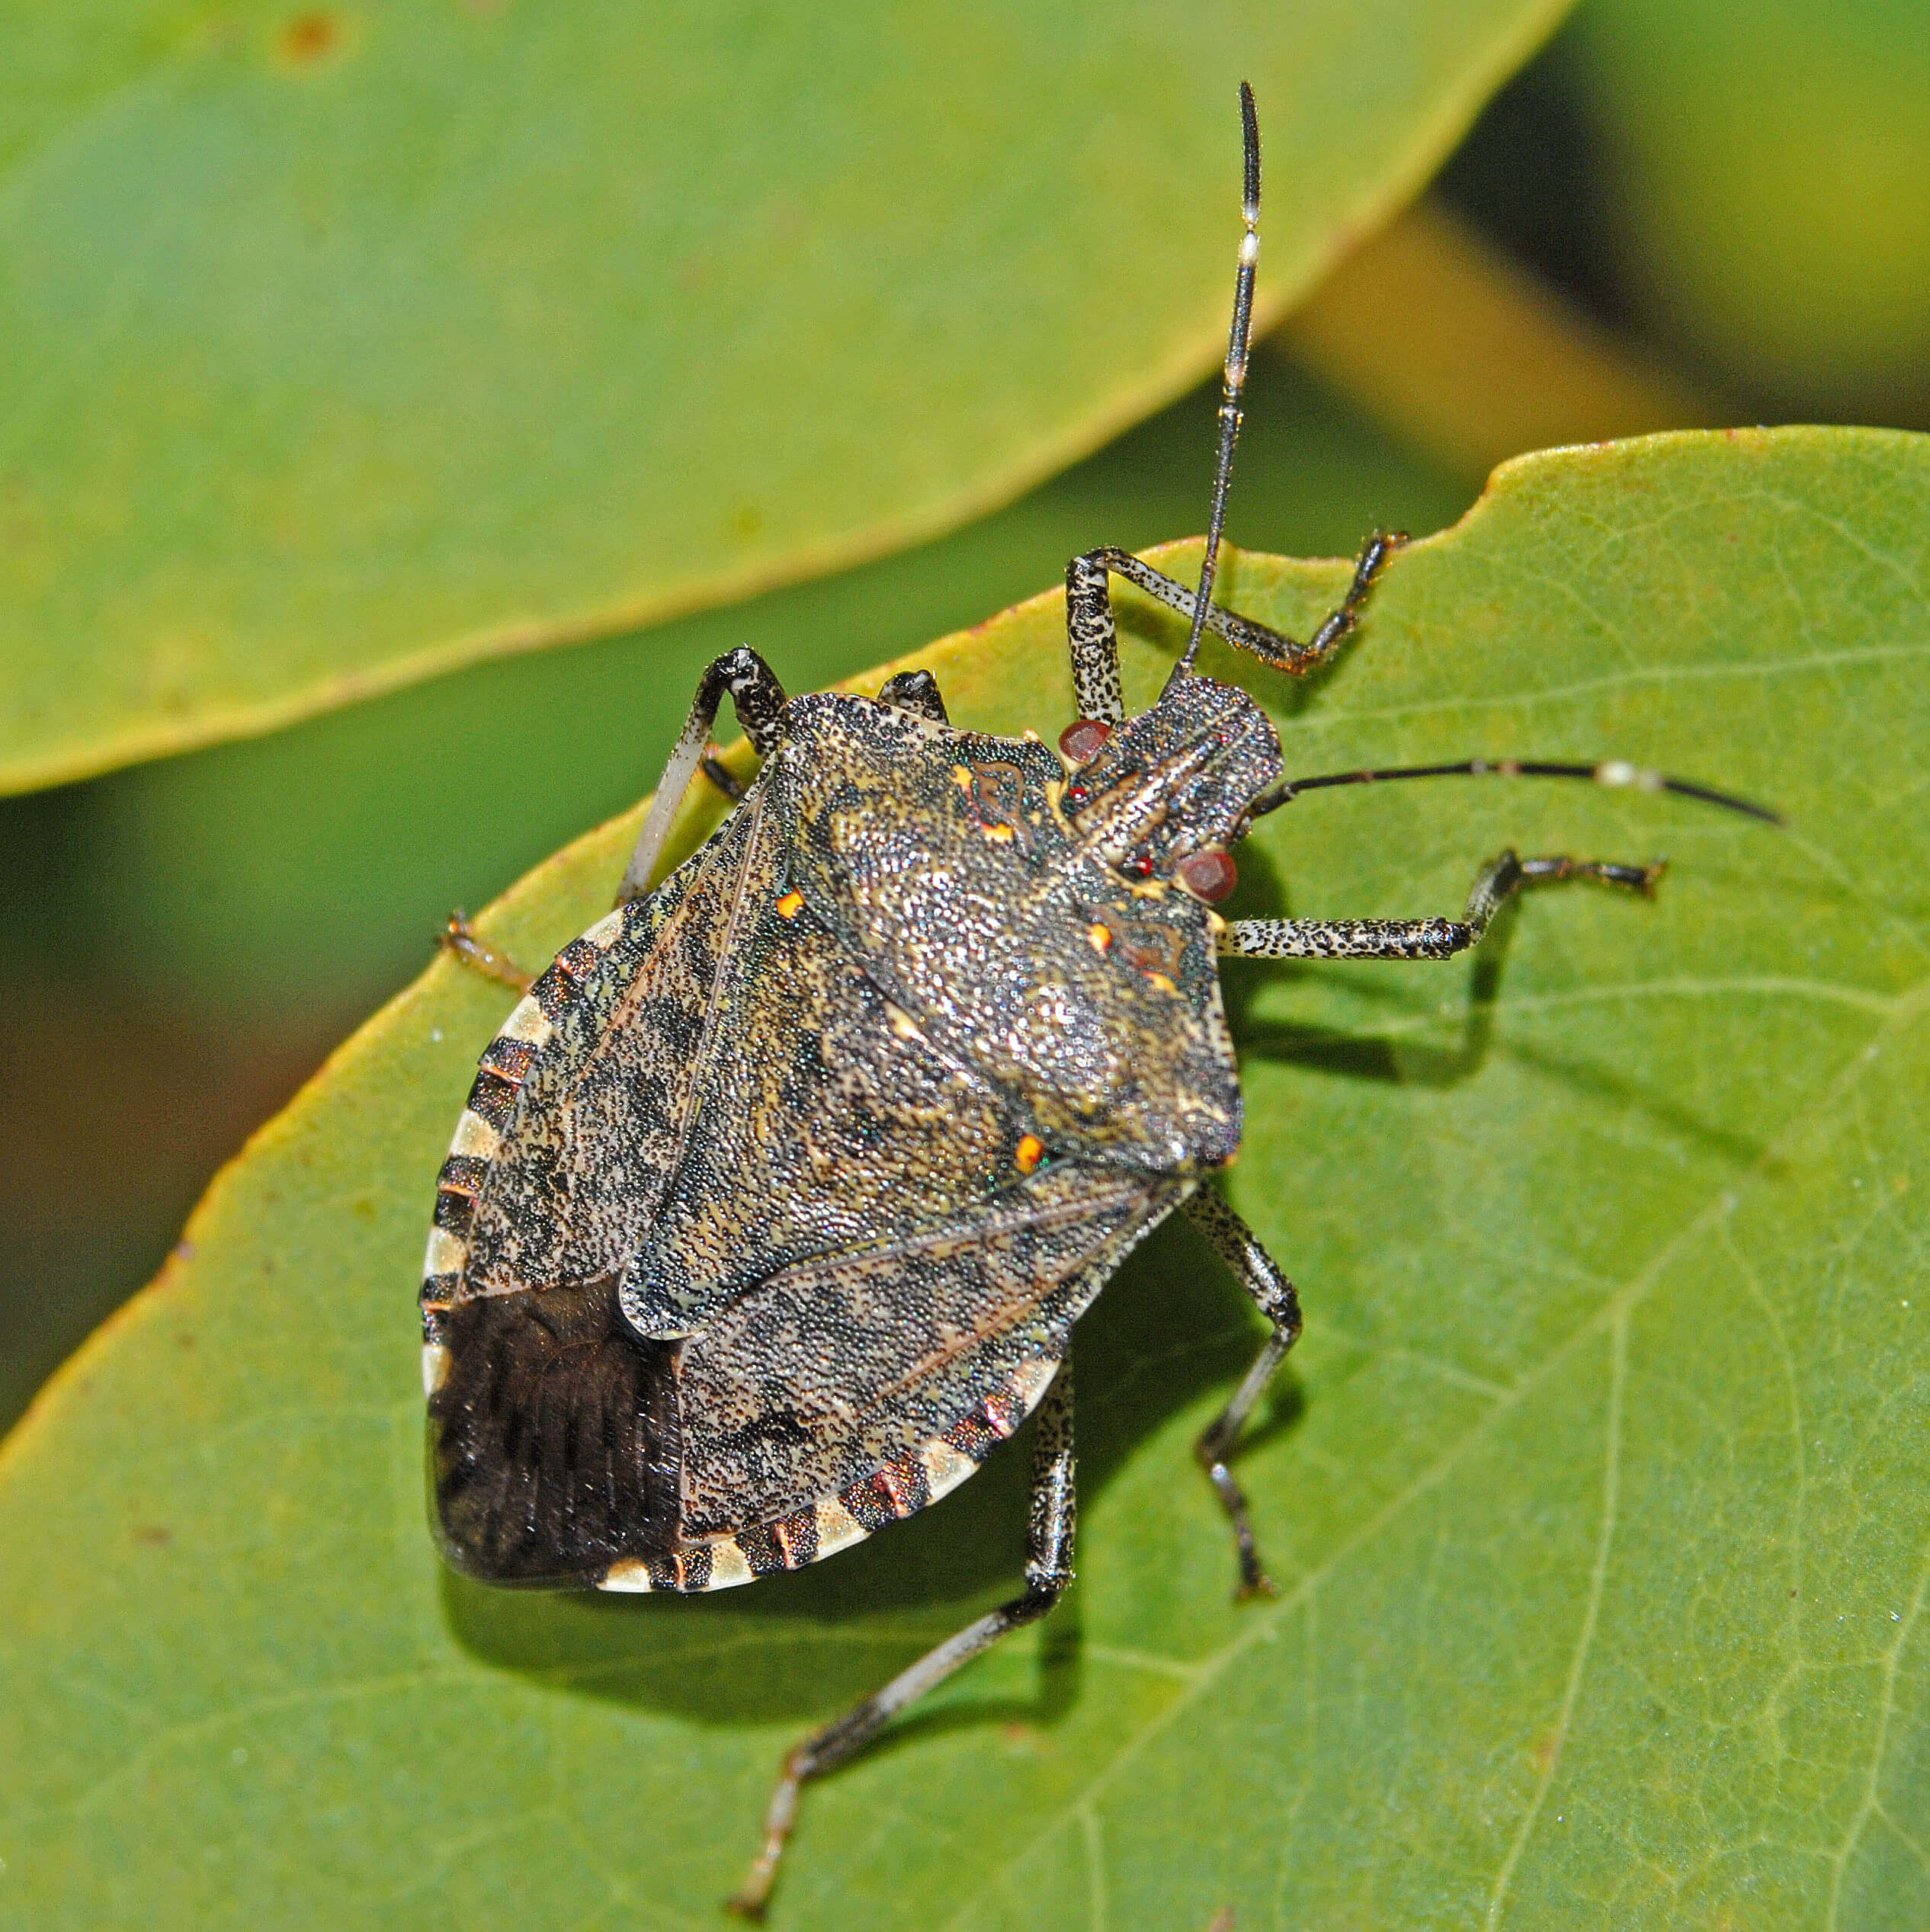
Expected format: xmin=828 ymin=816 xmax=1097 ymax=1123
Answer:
xmin=701 ymin=755 xmax=749 ymax=802
xmin=1065 ymin=552 xmax=1129 ymax=726
xmin=729 ymin=1356 xmax=1077 ymax=1920
xmin=1066 ymin=530 xmax=1403 ymax=716
xmin=618 ymin=646 xmax=790 ymax=902
xmin=875 ymin=668 xmax=951 ymax=724
xmin=436 ymin=910 xmax=537 ymax=992
xmin=1182 ymin=1188 xmax=1299 ymax=1599
xmin=1218 ymin=849 xmax=1666 ymax=961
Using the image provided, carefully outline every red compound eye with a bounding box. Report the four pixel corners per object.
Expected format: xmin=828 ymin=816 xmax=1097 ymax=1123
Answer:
xmin=1176 ymin=848 xmax=1238 ymax=902
xmin=1057 ymin=718 xmax=1112 ymax=764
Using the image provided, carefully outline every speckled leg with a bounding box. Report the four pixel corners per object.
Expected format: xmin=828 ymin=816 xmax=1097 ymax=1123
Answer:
xmin=619 ymin=646 xmax=790 ymax=902
xmin=729 ymin=1355 xmax=1077 ymax=1921
xmin=1182 ymin=1188 xmax=1300 ymax=1600
xmin=1063 ymin=530 xmax=1403 ymax=728
xmin=1220 ymin=849 xmax=1666 ymax=963
xmin=876 ymin=668 xmax=951 ymax=724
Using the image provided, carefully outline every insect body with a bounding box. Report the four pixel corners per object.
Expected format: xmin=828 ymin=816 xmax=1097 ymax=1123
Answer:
xmin=425 ymin=672 xmax=1261 ymax=1590
xmin=421 ymin=85 xmax=1771 ymax=1915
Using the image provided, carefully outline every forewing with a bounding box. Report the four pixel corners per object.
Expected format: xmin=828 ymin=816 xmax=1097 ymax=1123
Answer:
xmin=617 ymin=857 xmax=1026 ymax=1338
xmin=673 ymin=1161 xmax=1183 ymax=1548
xmin=452 ymin=791 xmax=777 ymax=1304
xmin=422 ymin=794 xmax=781 ymax=1585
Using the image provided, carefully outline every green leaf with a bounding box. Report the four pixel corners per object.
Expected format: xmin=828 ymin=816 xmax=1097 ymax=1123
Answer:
xmin=74 ymin=354 xmax=1467 ymax=1024
xmin=3 ymin=427 xmax=1927 ymax=1928
xmin=0 ymin=0 xmax=1567 ymax=794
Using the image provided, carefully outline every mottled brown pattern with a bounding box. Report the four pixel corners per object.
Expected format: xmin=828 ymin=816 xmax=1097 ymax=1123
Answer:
xmin=782 ymin=696 xmax=1246 ymax=1168
xmin=428 ymin=679 xmax=1279 ymax=1590
xmin=460 ymin=815 xmax=731 ymax=1301
xmin=675 ymin=1164 xmax=1171 ymax=1535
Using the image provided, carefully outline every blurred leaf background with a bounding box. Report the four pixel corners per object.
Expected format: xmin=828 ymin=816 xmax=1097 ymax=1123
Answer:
xmin=5 ymin=0 xmax=1929 ymax=1454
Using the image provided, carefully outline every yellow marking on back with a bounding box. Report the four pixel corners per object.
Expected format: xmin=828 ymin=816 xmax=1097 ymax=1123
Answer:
xmin=421 ymin=1343 xmax=450 ymax=1397
xmin=600 ymin=1559 xmax=653 ymax=1593
xmin=1011 ymin=1357 xmax=1057 ymax=1408
xmin=921 ymin=1438 xmax=976 ymax=1500
xmin=983 ymin=822 xmax=1016 ymax=844
xmin=1016 ymin=1135 xmax=1045 ymax=1174
xmin=776 ymin=889 xmax=805 ymax=919
xmin=1086 ymin=922 xmax=1112 ymax=954
xmin=582 ymin=908 xmax=626 ymax=950
xmin=815 ymin=1498 xmax=869 ymax=1557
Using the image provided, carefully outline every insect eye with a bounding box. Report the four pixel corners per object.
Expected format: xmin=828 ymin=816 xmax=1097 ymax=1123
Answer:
xmin=1175 ymin=848 xmax=1238 ymax=902
xmin=1057 ymin=718 xmax=1113 ymax=764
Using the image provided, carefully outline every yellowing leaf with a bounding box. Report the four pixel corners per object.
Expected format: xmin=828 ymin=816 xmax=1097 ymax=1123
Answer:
xmin=2 ymin=428 xmax=1927 ymax=1928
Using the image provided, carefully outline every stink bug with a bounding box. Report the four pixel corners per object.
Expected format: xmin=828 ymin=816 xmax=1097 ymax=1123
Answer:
xmin=420 ymin=84 xmax=1775 ymax=1916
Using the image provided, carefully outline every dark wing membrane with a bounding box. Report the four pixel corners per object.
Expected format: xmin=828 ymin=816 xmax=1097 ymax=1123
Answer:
xmin=430 ymin=1277 xmax=680 ymax=1585
xmin=675 ymin=1161 xmax=1182 ymax=1540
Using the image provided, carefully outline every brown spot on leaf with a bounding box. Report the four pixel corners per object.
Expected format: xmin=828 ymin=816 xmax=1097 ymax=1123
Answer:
xmin=135 ymin=1526 xmax=172 ymax=1547
xmin=279 ymin=11 xmax=348 ymax=67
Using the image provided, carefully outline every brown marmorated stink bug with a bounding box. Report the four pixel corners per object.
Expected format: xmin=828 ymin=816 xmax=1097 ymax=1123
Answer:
xmin=419 ymin=85 xmax=1775 ymax=1916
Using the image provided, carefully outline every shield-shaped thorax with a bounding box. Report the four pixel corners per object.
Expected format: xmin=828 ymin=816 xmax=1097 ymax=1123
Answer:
xmin=777 ymin=692 xmax=1242 ymax=1164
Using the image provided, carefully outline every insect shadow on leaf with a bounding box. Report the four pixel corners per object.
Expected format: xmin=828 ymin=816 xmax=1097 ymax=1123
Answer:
xmin=419 ymin=83 xmax=1779 ymax=1918
xmin=1220 ymin=844 xmax=1770 ymax=1166
xmin=438 ymin=1216 xmax=1265 ymax=1736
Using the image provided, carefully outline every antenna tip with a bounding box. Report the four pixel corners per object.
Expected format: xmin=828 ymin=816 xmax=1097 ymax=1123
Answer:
xmin=1238 ymin=82 xmax=1260 ymax=211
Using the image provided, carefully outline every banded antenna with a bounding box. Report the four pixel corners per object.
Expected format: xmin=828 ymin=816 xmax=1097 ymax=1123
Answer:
xmin=1251 ymin=757 xmax=1782 ymax=825
xmin=1169 ymin=81 xmax=1262 ymax=690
